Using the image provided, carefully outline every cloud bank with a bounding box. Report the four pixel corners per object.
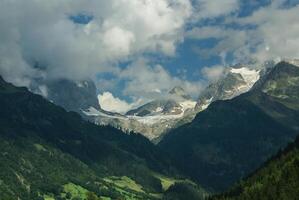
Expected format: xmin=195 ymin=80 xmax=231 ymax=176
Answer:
xmin=187 ymin=1 xmax=299 ymax=64
xmin=0 ymin=0 xmax=192 ymax=86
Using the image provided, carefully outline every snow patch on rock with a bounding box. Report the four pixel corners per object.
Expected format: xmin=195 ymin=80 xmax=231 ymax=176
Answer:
xmin=230 ymin=67 xmax=260 ymax=88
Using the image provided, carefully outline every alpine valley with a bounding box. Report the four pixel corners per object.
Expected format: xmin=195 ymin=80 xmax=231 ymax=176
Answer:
xmin=2 ymin=1 xmax=299 ymax=199
xmin=1 ymin=60 xmax=299 ymax=200
xmin=0 ymin=75 xmax=207 ymax=200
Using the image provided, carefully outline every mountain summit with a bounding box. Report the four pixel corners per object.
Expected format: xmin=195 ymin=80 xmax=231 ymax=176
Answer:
xmin=196 ymin=65 xmax=262 ymax=111
xmin=169 ymin=86 xmax=192 ymax=100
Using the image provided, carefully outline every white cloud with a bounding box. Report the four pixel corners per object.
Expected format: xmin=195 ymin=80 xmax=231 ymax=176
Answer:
xmin=187 ymin=1 xmax=299 ymax=64
xmin=102 ymin=27 xmax=135 ymax=57
xmin=0 ymin=0 xmax=192 ymax=85
xmin=238 ymin=2 xmax=299 ymax=62
xmin=186 ymin=25 xmax=256 ymax=63
xmin=201 ymin=65 xmax=225 ymax=82
xmin=193 ymin=0 xmax=239 ymax=20
xmin=98 ymin=92 xmax=142 ymax=114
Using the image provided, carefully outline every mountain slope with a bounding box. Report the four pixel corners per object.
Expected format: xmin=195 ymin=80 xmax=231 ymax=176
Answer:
xmin=0 ymin=76 xmax=206 ymax=199
xmin=212 ymin=135 xmax=299 ymax=200
xmin=159 ymin=61 xmax=299 ymax=192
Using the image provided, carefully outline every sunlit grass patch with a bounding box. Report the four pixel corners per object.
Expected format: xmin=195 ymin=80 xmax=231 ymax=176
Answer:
xmin=103 ymin=176 xmax=144 ymax=193
xmin=62 ymin=182 xmax=89 ymax=199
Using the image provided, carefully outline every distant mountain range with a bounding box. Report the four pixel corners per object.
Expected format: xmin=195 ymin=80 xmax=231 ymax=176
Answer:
xmin=94 ymin=64 xmax=267 ymax=141
xmin=37 ymin=62 xmax=273 ymax=142
xmin=33 ymin=77 xmax=197 ymax=140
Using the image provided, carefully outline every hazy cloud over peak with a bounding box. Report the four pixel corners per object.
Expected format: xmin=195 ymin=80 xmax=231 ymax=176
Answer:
xmin=118 ymin=58 xmax=204 ymax=100
xmin=201 ymin=65 xmax=225 ymax=82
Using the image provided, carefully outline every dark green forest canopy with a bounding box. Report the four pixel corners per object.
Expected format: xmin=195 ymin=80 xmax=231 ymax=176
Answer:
xmin=211 ymin=135 xmax=299 ymax=200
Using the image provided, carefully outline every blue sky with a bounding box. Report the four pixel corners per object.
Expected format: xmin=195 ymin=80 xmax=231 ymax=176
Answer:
xmin=0 ymin=0 xmax=299 ymax=111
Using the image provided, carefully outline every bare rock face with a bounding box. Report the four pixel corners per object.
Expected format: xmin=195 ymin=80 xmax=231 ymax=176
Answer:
xmin=46 ymin=79 xmax=100 ymax=113
xmin=29 ymin=77 xmax=100 ymax=117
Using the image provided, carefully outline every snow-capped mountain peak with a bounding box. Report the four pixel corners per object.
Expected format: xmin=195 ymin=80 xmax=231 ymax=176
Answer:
xmin=196 ymin=65 xmax=263 ymax=112
xmin=230 ymin=67 xmax=260 ymax=88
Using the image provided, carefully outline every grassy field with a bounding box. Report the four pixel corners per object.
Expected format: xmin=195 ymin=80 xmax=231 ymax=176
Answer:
xmin=62 ymin=183 xmax=89 ymax=199
xmin=42 ymin=175 xmax=199 ymax=200
xmin=153 ymin=173 xmax=196 ymax=191
xmin=43 ymin=195 xmax=55 ymax=200
xmin=103 ymin=176 xmax=144 ymax=193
